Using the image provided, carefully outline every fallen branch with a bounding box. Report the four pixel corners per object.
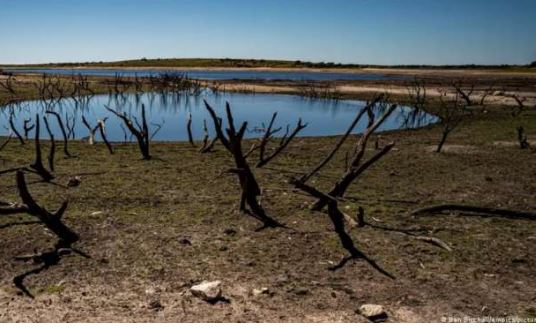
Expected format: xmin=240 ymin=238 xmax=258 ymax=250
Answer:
xmin=414 ymin=236 xmax=452 ymax=252
xmin=412 ymin=204 xmax=536 ymax=221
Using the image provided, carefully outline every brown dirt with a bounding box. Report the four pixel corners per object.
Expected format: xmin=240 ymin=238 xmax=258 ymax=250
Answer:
xmin=1 ymin=105 xmax=535 ymax=322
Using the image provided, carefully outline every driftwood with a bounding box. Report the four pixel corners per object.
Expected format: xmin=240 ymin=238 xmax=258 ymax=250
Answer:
xmin=106 ymin=104 xmax=151 ymax=160
xmin=204 ymin=100 xmax=283 ymax=228
xmin=414 ymin=236 xmax=452 ymax=252
xmin=412 ymin=204 xmax=536 ymax=221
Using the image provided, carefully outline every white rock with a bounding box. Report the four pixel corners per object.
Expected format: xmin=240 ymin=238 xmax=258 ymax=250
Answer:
xmin=359 ymin=304 xmax=387 ymax=320
xmin=252 ymin=287 xmax=269 ymax=296
xmin=90 ymin=211 xmax=104 ymax=217
xmin=190 ymin=280 xmax=222 ymax=302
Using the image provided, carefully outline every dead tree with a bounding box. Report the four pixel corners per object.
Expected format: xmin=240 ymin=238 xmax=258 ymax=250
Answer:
xmin=65 ymin=113 xmax=76 ymax=140
xmin=248 ymin=112 xmax=307 ymax=168
xmin=478 ymin=86 xmax=495 ymax=107
xmin=517 ymin=126 xmax=529 ymax=149
xmin=506 ymin=93 xmax=531 ymax=149
xmin=43 ymin=116 xmax=56 ymax=172
xmin=0 ymin=170 xmax=86 ymax=297
xmin=29 ymin=114 xmax=54 ymax=182
xmin=23 ymin=118 xmax=35 ymax=141
xmin=290 ymin=178 xmax=393 ymax=276
xmin=9 ymin=112 xmax=25 ymax=145
xmin=45 ymin=110 xmax=72 ymax=157
xmin=204 ymin=100 xmax=283 ymax=228
xmin=98 ymin=120 xmax=114 ymax=154
xmin=300 ymin=96 xmax=382 ymax=183
xmin=301 ymin=98 xmax=397 ymax=211
xmin=82 ymin=115 xmax=99 ymax=145
xmin=187 ymin=112 xmax=195 ymax=146
xmin=435 ymin=91 xmax=467 ymax=153
xmin=106 ymin=104 xmax=151 ymax=160
xmin=452 ymin=80 xmax=475 ymax=106
xmin=199 ymin=119 xmax=219 ymax=153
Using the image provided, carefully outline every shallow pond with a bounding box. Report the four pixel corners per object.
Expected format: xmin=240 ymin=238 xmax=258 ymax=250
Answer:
xmin=1 ymin=91 xmax=436 ymax=142
xmin=4 ymin=68 xmax=408 ymax=81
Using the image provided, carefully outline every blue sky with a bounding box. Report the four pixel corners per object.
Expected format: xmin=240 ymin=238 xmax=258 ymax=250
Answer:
xmin=1 ymin=0 xmax=535 ymax=65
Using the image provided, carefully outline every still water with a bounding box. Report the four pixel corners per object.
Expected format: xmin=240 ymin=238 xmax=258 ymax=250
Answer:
xmin=1 ymin=92 xmax=436 ymax=142
xmin=4 ymin=68 xmax=408 ymax=81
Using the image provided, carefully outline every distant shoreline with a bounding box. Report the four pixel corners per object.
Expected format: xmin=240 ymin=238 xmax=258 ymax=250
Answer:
xmin=3 ymin=65 xmax=536 ymax=77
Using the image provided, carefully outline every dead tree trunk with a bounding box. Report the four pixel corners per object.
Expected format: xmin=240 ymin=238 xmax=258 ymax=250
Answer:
xmin=23 ymin=119 xmax=35 ymax=141
xmin=435 ymin=92 xmax=467 ymax=153
xmin=308 ymin=101 xmax=398 ymax=211
xmin=9 ymin=113 xmax=25 ymax=145
xmin=517 ymin=126 xmax=529 ymax=149
xmin=82 ymin=115 xmax=98 ymax=145
xmin=299 ymin=96 xmax=382 ymax=183
xmin=106 ymin=104 xmax=151 ymax=160
xmin=45 ymin=111 xmax=71 ymax=157
xmin=204 ymin=100 xmax=283 ymax=228
xmin=187 ymin=112 xmax=195 ymax=146
xmin=29 ymin=114 xmax=54 ymax=182
xmin=98 ymin=120 xmax=114 ymax=154
xmin=199 ymin=119 xmax=219 ymax=153
xmin=43 ymin=116 xmax=56 ymax=172
xmin=290 ymin=178 xmax=393 ymax=276
xmin=0 ymin=170 xmax=83 ymax=297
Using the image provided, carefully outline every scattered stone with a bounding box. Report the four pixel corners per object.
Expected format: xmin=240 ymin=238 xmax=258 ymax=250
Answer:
xmin=179 ymin=238 xmax=192 ymax=246
xmin=252 ymin=287 xmax=269 ymax=296
xmin=148 ymin=299 xmax=163 ymax=311
xmin=223 ymin=228 xmax=236 ymax=236
xmin=67 ymin=176 xmax=81 ymax=187
xmin=288 ymin=287 xmax=309 ymax=296
xmin=190 ymin=280 xmax=223 ymax=303
xmin=90 ymin=211 xmax=104 ymax=217
xmin=359 ymin=304 xmax=388 ymax=322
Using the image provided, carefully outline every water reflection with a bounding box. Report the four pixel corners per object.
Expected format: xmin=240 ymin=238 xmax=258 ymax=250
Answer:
xmin=1 ymin=91 xmax=437 ymax=142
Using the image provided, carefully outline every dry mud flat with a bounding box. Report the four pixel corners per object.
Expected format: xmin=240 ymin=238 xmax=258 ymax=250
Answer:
xmin=1 ymin=105 xmax=535 ymax=322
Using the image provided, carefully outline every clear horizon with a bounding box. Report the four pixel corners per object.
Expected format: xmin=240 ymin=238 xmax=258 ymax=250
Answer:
xmin=1 ymin=0 xmax=535 ymax=65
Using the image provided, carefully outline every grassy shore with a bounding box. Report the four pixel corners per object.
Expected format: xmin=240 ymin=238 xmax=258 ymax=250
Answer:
xmin=0 ymin=76 xmax=535 ymax=322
